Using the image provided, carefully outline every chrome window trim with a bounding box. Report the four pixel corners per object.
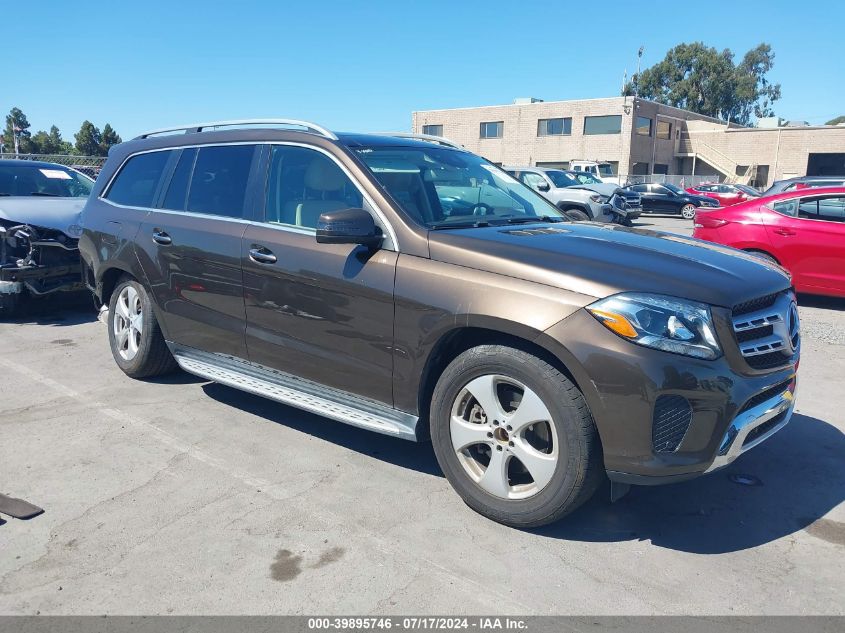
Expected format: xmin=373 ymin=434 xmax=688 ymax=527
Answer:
xmin=99 ymin=141 xmax=399 ymax=251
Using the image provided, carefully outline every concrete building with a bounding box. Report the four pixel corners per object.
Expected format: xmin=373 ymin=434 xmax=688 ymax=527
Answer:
xmin=412 ymin=96 xmax=845 ymax=187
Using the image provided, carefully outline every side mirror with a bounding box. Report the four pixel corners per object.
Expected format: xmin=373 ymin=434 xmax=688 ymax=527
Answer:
xmin=316 ymin=208 xmax=382 ymax=248
xmin=536 ymin=181 xmax=550 ymax=192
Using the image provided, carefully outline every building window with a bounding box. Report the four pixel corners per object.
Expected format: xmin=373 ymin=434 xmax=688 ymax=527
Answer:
xmin=584 ymin=115 xmax=622 ymax=135
xmin=635 ymin=116 xmax=652 ymax=136
xmin=656 ymin=120 xmax=672 ymax=140
xmin=480 ymin=121 xmax=503 ymax=139
xmin=422 ymin=124 xmax=443 ymax=136
xmin=537 ymin=118 xmax=572 ymax=136
xmin=653 ymin=163 xmax=669 ymax=175
xmin=536 ymin=161 xmax=570 ymax=169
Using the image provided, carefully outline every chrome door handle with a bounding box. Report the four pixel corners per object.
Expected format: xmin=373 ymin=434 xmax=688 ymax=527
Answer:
xmin=249 ymin=247 xmax=277 ymax=264
xmin=152 ymin=230 xmax=172 ymax=245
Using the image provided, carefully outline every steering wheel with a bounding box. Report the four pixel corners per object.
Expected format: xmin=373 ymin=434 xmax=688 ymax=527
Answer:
xmin=471 ymin=203 xmax=495 ymax=216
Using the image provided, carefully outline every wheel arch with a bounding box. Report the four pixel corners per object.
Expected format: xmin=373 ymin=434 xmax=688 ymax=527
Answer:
xmin=415 ymin=323 xmax=596 ymax=442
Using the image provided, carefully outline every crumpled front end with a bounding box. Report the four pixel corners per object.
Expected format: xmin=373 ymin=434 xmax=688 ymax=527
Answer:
xmin=0 ymin=220 xmax=83 ymax=312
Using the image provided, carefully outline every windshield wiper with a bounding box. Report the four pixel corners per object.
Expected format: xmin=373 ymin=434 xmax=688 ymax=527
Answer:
xmin=29 ymin=192 xmax=60 ymax=197
xmin=500 ymin=215 xmax=563 ymax=224
xmin=429 ymin=220 xmax=491 ymax=230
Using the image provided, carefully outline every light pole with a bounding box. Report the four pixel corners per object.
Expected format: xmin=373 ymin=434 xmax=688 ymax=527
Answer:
xmin=634 ymin=46 xmax=644 ymax=98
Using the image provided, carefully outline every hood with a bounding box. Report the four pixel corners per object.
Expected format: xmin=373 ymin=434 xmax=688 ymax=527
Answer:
xmin=0 ymin=197 xmax=85 ymax=236
xmin=568 ymin=183 xmax=619 ymax=197
xmin=427 ymin=222 xmax=791 ymax=308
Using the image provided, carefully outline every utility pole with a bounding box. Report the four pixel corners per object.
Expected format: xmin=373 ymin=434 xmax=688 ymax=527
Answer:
xmin=634 ymin=46 xmax=644 ymax=98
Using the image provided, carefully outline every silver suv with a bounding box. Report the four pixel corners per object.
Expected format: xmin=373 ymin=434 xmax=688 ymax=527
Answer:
xmin=504 ymin=166 xmax=640 ymax=222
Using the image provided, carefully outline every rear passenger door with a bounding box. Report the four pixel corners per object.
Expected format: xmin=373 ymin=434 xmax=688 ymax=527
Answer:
xmin=765 ymin=194 xmax=845 ymax=293
xmin=241 ymin=144 xmax=397 ymax=406
xmin=134 ymin=144 xmax=261 ymax=358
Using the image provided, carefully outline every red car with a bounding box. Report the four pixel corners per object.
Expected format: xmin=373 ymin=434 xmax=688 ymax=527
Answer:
xmin=686 ymin=183 xmax=759 ymax=207
xmin=692 ymin=187 xmax=845 ymax=297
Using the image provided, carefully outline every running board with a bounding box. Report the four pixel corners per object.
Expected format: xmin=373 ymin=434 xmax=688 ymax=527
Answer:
xmin=170 ymin=345 xmax=419 ymax=441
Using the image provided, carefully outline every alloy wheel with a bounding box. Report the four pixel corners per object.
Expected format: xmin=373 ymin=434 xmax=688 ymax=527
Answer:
xmin=113 ymin=285 xmax=143 ymax=361
xmin=449 ymin=374 xmax=560 ymax=500
xmin=681 ymin=204 xmax=696 ymax=220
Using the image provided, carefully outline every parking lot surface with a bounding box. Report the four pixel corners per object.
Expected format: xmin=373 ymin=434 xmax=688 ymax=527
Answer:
xmin=1 ymin=216 xmax=843 ymax=615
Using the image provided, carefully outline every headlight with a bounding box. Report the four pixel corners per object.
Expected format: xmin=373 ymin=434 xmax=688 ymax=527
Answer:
xmin=587 ymin=293 xmax=721 ymax=359
xmin=589 ymin=194 xmax=608 ymax=203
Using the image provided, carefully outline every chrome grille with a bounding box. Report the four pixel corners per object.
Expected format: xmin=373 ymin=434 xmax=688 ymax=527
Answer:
xmin=731 ymin=291 xmax=799 ymax=370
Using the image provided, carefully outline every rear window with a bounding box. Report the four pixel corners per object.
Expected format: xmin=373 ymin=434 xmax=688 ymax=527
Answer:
xmin=186 ymin=145 xmax=255 ymax=217
xmin=106 ymin=151 xmax=172 ymax=207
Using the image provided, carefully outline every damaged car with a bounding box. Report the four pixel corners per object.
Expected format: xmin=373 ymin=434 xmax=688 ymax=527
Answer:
xmin=0 ymin=160 xmax=91 ymax=315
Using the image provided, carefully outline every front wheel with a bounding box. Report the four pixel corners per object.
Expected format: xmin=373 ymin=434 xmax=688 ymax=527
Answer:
xmin=680 ymin=203 xmax=697 ymax=220
xmin=562 ymin=208 xmax=590 ymax=222
xmin=430 ymin=345 xmax=603 ymax=528
xmin=108 ymin=277 xmax=177 ymax=378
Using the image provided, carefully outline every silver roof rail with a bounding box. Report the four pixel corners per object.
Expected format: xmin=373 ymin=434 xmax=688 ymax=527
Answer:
xmin=384 ymin=132 xmax=465 ymax=150
xmin=135 ymin=118 xmax=338 ymax=141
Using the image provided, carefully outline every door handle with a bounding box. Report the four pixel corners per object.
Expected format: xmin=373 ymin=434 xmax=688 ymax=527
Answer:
xmin=152 ymin=230 xmax=172 ymax=245
xmin=249 ymin=247 xmax=277 ymax=264
xmin=774 ymin=228 xmax=796 ymax=236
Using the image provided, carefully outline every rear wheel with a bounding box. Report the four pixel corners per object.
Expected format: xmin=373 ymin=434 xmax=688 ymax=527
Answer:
xmin=680 ymin=203 xmax=697 ymax=220
xmin=108 ymin=277 xmax=177 ymax=378
xmin=562 ymin=208 xmax=590 ymax=222
xmin=430 ymin=345 xmax=603 ymax=528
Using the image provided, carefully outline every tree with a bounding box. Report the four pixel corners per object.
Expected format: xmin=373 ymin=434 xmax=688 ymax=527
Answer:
xmin=30 ymin=126 xmax=73 ymax=154
xmin=99 ymin=123 xmax=122 ymax=155
xmin=623 ymin=42 xmax=781 ymax=126
xmin=2 ymin=107 xmax=33 ymax=154
xmin=74 ymin=120 xmax=101 ymax=156
xmin=826 ymin=115 xmax=845 ymax=126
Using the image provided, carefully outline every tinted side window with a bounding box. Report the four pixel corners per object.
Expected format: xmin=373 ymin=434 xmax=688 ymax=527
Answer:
xmin=162 ymin=148 xmax=197 ymax=211
xmin=187 ymin=145 xmax=256 ymax=218
xmin=106 ymin=150 xmax=172 ymax=207
xmin=631 ymin=184 xmax=647 ymax=193
xmin=265 ymin=146 xmax=363 ymax=229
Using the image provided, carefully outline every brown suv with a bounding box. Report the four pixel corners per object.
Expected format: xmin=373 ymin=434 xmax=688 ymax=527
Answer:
xmin=79 ymin=120 xmax=799 ymax=527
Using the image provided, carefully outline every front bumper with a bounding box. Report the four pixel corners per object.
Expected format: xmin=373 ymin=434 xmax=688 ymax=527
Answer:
xmin=539 ymin=309 xmax=798 ymax=484
xmin=0 ymin=262 xmax=83 ymax=295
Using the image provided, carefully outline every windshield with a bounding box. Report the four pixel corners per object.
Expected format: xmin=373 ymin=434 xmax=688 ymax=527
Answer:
xmin=598 ymin=164 xmax=615 ymax=177
xmin=545 ymin=170 xmax=579 ymax=188
xmin=0 ymin=162 xmax=94 ymax=198
xmin=661 ymin=183 xmax=684 ymax=195
xmin=571 ymin=171 xmax=602 ymax=185
xmin=355 ymin=147 xmax=563 ymax=227
xmin=735 ymin=184 xmax=760 ymax=196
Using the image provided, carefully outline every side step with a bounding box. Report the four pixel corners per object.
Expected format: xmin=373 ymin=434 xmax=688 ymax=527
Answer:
xmin=170 ymin=345 xmax=420 ymax=441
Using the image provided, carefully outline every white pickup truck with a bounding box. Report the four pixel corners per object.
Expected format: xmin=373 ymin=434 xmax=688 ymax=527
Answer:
xmin=569 ymin=160 xmax=621 ymax=185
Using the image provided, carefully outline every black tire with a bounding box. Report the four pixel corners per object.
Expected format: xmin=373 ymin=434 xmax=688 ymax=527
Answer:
xmin=563 ymin=208 xmax=590 ymax=222
xmin=430 ymin=345 xmax=603 ymax=528
xmin=107 ymin=276 xmax=177 ymax=378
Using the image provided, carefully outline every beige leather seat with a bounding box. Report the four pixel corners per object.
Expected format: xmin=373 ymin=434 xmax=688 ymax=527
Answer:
xmin=284 ymin=158 xmax=349 ymax=228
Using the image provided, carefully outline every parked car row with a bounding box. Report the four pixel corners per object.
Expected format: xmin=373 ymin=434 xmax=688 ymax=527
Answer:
xmin=504 ymin=166 xmax=640 ymax=223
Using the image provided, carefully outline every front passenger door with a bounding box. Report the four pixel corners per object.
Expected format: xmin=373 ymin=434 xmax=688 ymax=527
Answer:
xmin=242 ymin=144 xmax=397 ymax=405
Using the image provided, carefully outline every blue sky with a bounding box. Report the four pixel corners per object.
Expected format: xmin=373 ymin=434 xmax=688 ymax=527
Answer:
xmin=10 ymin=0 xmax=845 ymax=140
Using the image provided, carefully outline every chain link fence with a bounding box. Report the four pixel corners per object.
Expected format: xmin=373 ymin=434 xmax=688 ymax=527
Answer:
xmin=620 ymin=174 xmax=726 ymax=188
xmin=0 ymin=153 xmax=108 ymax=179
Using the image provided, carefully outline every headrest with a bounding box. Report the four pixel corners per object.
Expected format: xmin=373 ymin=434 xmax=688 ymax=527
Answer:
xmin=305 ymin=158 xmax=346 ymax=192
